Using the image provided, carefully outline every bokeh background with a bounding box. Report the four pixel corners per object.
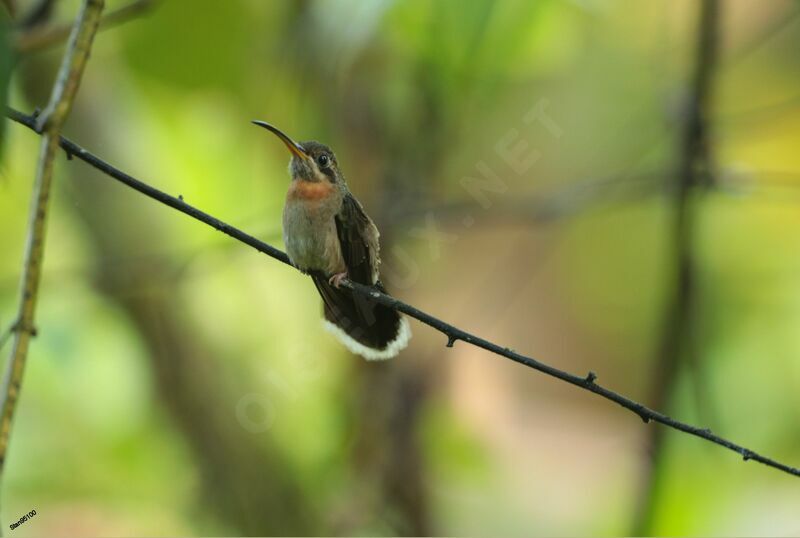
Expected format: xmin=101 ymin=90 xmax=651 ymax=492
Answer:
xmin=1 ymin=0 xmax=799 ymax=535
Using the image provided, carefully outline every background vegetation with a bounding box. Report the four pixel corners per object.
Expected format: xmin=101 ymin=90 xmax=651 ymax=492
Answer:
xmin=1 ymin=0 xmax=799 ymax=535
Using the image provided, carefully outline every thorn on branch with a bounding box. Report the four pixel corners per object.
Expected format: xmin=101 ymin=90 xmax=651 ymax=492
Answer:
xmin=9 ymin=320 xmax=37 ymax=338
xmin=446 ymin=335 xmax=458 ymax=348
xmin=585 ymin=371 xmax=597 ymax=384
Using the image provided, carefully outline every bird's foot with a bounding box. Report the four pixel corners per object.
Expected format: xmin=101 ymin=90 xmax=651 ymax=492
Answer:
xmin=328 ymin=271 xmax=348 ymax=288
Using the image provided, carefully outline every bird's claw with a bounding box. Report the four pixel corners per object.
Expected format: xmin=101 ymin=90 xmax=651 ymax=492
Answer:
xmin=328 ymin=271 xmax=348 ymax=288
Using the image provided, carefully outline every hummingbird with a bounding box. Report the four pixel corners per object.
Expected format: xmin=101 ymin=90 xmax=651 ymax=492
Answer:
xmin=252 ymin=120 xmax=411 ymax=360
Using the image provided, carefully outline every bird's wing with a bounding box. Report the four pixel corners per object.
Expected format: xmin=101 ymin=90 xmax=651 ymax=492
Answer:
xmin=334 ymin=193 xmax=380 ymax=285
xmin=314 ymin=193 xmax=408 ymax=358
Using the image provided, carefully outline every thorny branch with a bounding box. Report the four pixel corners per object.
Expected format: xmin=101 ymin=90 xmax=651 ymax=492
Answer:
xmin=5 ymin=105 xmax=800 ymax=480
xmin=0 ymin=0 xmax=104 ymax=497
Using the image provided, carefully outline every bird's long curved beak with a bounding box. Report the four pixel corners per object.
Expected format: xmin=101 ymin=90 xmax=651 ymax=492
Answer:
xmin=251 ymin=120 xmax=310 ymax=161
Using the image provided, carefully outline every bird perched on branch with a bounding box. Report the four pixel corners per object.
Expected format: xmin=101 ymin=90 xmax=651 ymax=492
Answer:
xmin=253 ymin=120 xmax=411 ymax=360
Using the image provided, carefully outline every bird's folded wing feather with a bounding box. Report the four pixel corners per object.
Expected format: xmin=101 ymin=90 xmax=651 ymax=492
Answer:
xmin=334 ymin=193 xmax=380 ymax=285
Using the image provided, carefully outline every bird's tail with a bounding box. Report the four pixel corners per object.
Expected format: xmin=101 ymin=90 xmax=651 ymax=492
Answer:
xmin=312 ymin=276 xmax=411 ymax=360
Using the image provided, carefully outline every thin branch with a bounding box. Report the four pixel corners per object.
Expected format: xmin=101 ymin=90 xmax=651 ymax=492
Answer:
xmin=17 ymin=0 xmax=55 ymax=30
xmin=633 ymin=1 xmax=721 ymax=533
xmin=725 ymin=2 xmax=800 ymax=67
xmin=5 ymin=106 xmax=799 ymax=480
xmin=0 ymin=0 xmax=104 ymax=489
xmin=389 ymin=171 xmax=666 ymax=228
xmin=14 ymin=0 xmax=151 ymax=54
xmin=717 ymin=94 xmax=800 ymax=125
xmin=0 ymin=321 xmax=16 ymax=353
xmin=0 ymin=0 xmax=13 ymax=18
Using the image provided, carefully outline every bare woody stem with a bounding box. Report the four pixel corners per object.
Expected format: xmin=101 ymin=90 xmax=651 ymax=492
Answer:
xmin=0 ymin=0 xmax=104 ymax=486
xmin=5 ymin=105 xmax=800 ymax=481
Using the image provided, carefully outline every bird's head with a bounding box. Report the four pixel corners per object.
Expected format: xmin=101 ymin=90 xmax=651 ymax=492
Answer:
xmin=252 ymin=120 xmax=342 ymax=184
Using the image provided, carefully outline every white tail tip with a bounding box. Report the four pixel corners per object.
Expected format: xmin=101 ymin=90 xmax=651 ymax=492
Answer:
xmin=322 ymin=317 xmax=412 ymax=360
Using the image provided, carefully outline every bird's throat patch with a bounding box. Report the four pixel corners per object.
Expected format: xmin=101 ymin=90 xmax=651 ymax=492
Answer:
xmin=288 ymin=179 xmax=335 ymax=201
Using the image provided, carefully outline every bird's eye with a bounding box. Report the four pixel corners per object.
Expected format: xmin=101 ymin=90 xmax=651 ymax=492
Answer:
xmin=317 ymin=154 xmax=330 ymax=168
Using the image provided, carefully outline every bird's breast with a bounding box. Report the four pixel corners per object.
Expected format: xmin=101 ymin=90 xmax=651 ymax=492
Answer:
xmin=282 ymin=182 xmax=344 ymax=274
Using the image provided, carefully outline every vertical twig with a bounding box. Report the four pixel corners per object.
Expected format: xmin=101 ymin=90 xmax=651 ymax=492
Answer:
xmin=0 ymin=0 xmax=104 ymax=504
xmin=632 ymin=0 xmax=720 ymax=534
